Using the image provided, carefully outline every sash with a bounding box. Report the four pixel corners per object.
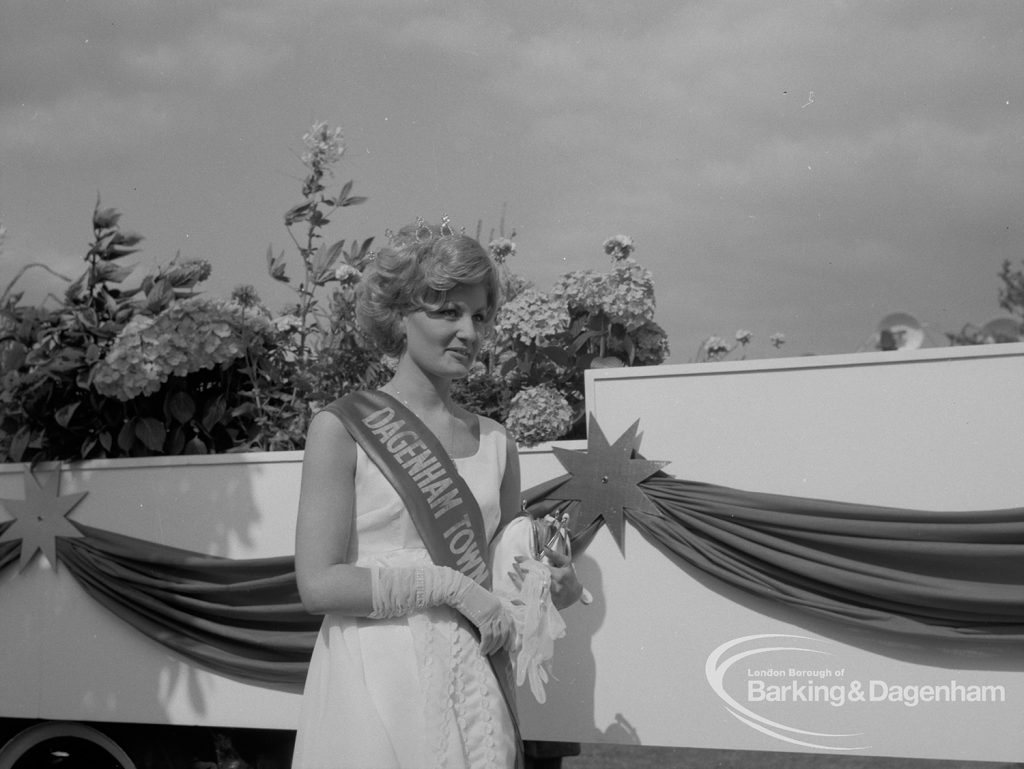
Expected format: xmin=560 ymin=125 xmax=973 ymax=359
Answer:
xmin=327 ymin=390 xmax=524 ymax=767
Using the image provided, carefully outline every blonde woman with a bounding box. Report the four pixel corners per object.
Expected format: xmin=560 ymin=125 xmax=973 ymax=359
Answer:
xmin=292 ymin=222 xmax=581 ymax=769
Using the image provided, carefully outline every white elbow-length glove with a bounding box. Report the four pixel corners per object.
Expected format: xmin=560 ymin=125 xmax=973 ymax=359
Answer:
xmin=369 ymin=565 xmax=516 ymax=656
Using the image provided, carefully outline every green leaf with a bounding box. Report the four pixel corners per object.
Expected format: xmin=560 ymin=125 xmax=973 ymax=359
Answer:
xmin=135 ymin=417 xmax=166 ymax=451
xmin=323 ymin=239 xmax=347 ymax=268
xmin=340 ymin=196 xmax=368 ymax=208
xmin=571 ymin=329 xmax=602 ymax=354
xmin=284 ymin=201 xmax=314 ymax=226
xmin=9 ymin=427 xmax=31 ymax=462
xmin=498 ymin=357 xmax=519 ymax=377
xmin=621 ymin=334 xmax=636 ymax=364
xmin=117 ymin=421 xmax=137 ymax=452
xmin=201 ymin=395 xmax=227 ymax=432
xmin=184 ymin=437 xmax=208 ymax=455
xmin=145 ymin=278 xmax=176 ymax=314
xmin=92 ymin=203 xmax=122 ymax=230
xmin=80 ymin=435 xmax=97 ymax=459
xmin=266 ymin=246 xmax=289 ymax=283
xmin=92 ymin=261 xmax=135 ymax=284
xmin=46 ymin=347 xmax=86 ymax=373
xmin=54 ymin=401 xmax=80 ymax=428
xmin=166 ymin=391 xmax=196 ymax=424
xmin=166 ymin=426 xmax=186 ymax=456
xmin=539 ymin=346 xmax=572 ymax=367
xmin=311 ymin=239 xmax=346 ymax=285
xmin=231 ymin=402 xmax=257 ymax=418
xmin=99 ymin=246 xmax=141 ymax=261
xmin=64 ymin=273 xmax=86 ymax=302
xmin=1 ymin=343 xmax=27 ymax=372
xmin=110 ymin=230 xmax=144 ymax=247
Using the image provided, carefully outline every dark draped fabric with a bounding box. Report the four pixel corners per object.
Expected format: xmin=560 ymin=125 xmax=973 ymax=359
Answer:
xmin=0 ymin=521 xmax=17 ymax=573
xmin=3 ymin=467 xmax=1023 ymax=688
xmin=527 ymin=473 xmax=1024 ymax=642
xmin=55 ymin=524 xmax=320 ymax=685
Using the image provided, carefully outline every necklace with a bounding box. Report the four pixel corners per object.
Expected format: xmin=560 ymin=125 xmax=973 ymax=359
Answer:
xmin=387 ymin=387 xmax=458 ymax=457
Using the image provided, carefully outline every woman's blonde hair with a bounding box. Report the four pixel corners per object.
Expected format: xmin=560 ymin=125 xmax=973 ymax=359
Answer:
xmin=356 ymin=223 xmax=501 ymax=355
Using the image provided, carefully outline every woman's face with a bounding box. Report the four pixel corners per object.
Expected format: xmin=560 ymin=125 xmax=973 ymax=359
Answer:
xmin=402 ymin=282 xmax=490 ymax=380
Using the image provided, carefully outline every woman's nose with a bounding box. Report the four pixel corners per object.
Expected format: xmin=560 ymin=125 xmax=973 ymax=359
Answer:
xmin=455 ymin=315 xmax=478 ymax=342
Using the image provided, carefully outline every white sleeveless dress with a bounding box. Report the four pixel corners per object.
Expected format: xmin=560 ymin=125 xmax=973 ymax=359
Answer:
xmin=292 ymin=415 xmax=517 ymax=769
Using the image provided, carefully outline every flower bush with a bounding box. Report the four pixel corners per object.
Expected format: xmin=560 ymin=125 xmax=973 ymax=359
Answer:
xmin=692 ymin=329 xmax=786 ymax=362
xmin=0 ymin=122 xmax=674 ymax=460
xmin=465 ymin=234 xmax=671 ymax=444
xmin=92 ymin=296 xmax=273 ymax=401
xmin=504 ymin=385 xmax=574 ymax=447
xmin=494 ymin=287 xmax=571 ymax=346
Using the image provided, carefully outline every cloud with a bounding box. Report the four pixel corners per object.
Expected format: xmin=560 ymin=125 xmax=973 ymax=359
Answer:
xmin=0 ymin=0 xmax=1019 ymax=362
xmin=387 ymin=5 xmax=515 ymax=59
xmin=121 ymin=7 xmax=296 ymax=87
xmin=123 ymin=34 xmax=286 ymax=87
xmin=0 ymin=90 xmax=173 ymax=158
xmin=0 ymin=1 xmax=304 ymax=160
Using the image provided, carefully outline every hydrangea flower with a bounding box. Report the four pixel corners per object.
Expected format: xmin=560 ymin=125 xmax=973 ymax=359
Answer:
xmin=551 ymin=269 xmax=609 ymax=317
xmin=334 ymin=263 xmax=361 ymax=285
xmin=499 ymin=269 xmax=533 ymax=304
xmin=601 ymin=260 xmax=656 ymax=330
xmin=552 ymin=260 xmax=656 ymax=332
xmin=603 ymin=234 xmax=635 ymax=261
xmin=231 ymin=284 xmax=262 ymax=309
xmin=163 ymin=259 xmax=212 ymax=289
xmin=735 ymin=329 xmax=753 ymax=345
xmin=495 ymin=287 xmax=570 ymax=346
xmin=703 ymin=336 xmax=731 ymax=359
xmin=770 ymin=332 xmax=787 ymax=348
xmin=504 ymin=385 xmax=574 ymax=446
xmin=272 ymin=314 xmax=303 ymax=334
xmin=633 ymin=321 xmax=671 ymax=365
xmin=488 ymin=237 xmax=516 ymax=264
xmin=92 ymin=296 xmax=272 ymax=401
xmin=90 ymin=315 xmax=161 ymax=400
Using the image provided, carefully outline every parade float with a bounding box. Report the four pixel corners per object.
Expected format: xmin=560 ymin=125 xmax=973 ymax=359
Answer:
xmin=3 ymin=344 xmax=1023 ymax=766
xmin=2 ymin=126 xmax=1020 ymax=766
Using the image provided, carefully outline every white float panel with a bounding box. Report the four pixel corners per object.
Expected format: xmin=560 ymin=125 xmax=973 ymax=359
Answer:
xmin=513 ymin=345 xmax=1024 ymax=761
xmin=2 ymin=345 xmax=1022 ymax=762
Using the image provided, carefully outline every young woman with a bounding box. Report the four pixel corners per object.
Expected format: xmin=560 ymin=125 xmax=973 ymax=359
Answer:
xmin=292 ymin=222 xmax=581 ymax=769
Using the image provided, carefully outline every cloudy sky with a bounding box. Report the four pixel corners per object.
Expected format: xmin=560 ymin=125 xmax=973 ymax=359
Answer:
xmin=1 ymin=1 xmax=1021 ymax=361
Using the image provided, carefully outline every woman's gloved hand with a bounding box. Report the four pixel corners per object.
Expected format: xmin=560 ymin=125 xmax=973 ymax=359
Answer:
xmin=448 ymin=574 xmax=518 ymax=656
xmin=370 ymin=564 xmax=517 ymax=656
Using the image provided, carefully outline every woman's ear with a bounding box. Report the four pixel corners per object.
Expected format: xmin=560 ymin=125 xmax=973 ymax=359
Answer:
xmin=392 ymin=316 xmax=408 ymax=351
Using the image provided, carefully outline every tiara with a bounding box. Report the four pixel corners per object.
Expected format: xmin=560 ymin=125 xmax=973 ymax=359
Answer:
xmin=384 ymin=216 xmax=465 ymax=247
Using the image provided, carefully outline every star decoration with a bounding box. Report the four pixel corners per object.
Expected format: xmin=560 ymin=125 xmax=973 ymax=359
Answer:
xmin=548 ymin=416 xmax=668 ymax=553
xmin=0 ymin=468 xmax=87 ymax=572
